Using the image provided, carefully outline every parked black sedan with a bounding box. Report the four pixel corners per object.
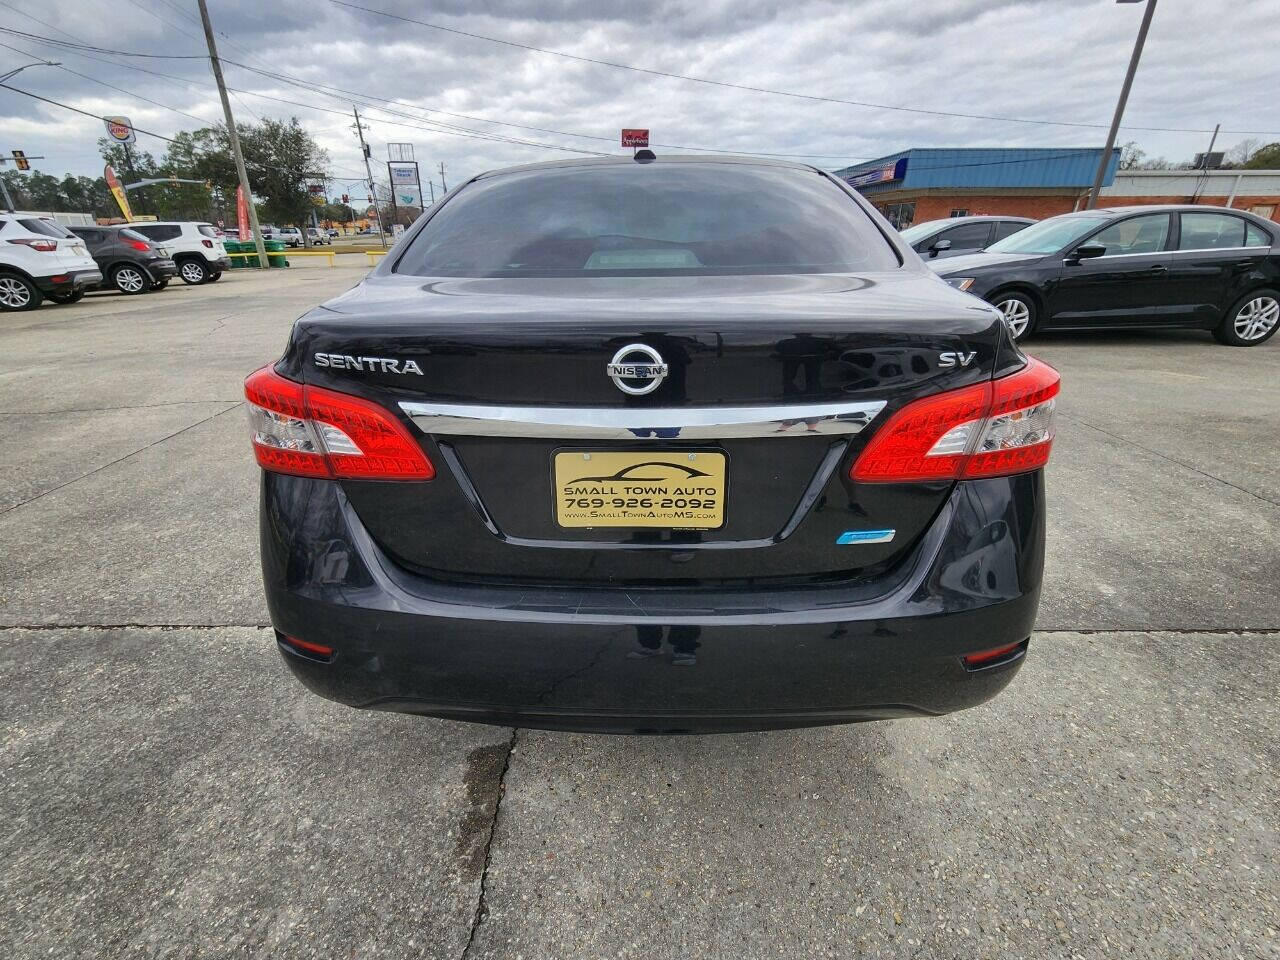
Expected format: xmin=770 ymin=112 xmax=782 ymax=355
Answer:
xmin=933 ymin=205 xmax=1279 ymax=346
xmin=68 ymin=225 xmax=178 ymax=296
xmin=900 ymin=215 xmax=1033 ymax=261
xmin=246 ymin=155 xmax=1061 ymax=733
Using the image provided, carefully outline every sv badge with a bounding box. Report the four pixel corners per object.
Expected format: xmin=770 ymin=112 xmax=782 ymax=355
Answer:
xmin=939 ymin=350 xmax=977 ymax=368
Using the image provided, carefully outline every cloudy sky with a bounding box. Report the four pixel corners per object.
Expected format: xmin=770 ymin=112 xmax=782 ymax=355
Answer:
xmin=2 ymin=0 xmax=1278 ymax=197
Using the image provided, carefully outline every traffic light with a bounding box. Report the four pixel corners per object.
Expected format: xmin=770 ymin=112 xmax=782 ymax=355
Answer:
xmin=12 ymin=150 xmax=29 ymax=171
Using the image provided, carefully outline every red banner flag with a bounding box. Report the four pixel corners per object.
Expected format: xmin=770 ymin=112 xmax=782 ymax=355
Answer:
xmin=236 ymin=184 xmax=250 ymax=240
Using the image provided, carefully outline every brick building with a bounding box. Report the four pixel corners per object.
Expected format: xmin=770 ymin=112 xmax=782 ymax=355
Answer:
xmin=836 ymin=148 xmax=1280 ymax=228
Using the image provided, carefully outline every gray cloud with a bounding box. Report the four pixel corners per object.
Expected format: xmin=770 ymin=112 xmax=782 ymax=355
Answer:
xmin=1 ymin=0 xmax=1277 ymax=192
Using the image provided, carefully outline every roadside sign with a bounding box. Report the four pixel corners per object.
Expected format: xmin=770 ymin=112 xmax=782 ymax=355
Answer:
xmin=103 ymin=116 xmax=136 ymax=144
xmin=621 ymin=128 xmax=649 ymax=148
xmin=12 ymin=149 xmax=29 ymax=171
xmin=103 ymin=164 xmax=134 ymax=220
xmin=389 ymin=162 xmax=417 ymax=184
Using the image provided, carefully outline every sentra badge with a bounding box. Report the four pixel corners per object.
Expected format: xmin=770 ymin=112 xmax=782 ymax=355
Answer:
xmin=314 ymin=352 xmax=423 ymax=375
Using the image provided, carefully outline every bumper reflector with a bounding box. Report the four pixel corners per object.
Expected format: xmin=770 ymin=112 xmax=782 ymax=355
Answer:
xmin=962 ymin=639 xmax=1027 ymax=669
xmin=278 ymin=633 xmax=335 ymax=661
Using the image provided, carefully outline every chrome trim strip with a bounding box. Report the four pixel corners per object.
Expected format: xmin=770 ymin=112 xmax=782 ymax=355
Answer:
xmin=1065 ymin=245 xmax=1270 ymax=262
xmin=433 ymin=438 xmax=850 ymax=550
xmin=401 ymin=400 xmax=886 ymax=440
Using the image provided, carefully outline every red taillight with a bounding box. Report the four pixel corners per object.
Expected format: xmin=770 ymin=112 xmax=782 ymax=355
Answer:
xmin=6 ymin=238 xmax=58 ymax=252
xmin=202 ymin=238 xmax=214 ymax=248
xmin=127 ymin=239 xmax=151 ymax=252
xmin=243 ymin=365 xmax=434 ymax=480
xmin=851 ymin=358 xmax=1059 ymax=483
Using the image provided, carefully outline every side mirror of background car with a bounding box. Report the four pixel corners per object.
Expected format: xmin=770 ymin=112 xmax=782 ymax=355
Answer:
xmin=1068 ymin=242 xmax=1106 ymax=262
xmin=929 ymin=238 xmax=952 ymax=258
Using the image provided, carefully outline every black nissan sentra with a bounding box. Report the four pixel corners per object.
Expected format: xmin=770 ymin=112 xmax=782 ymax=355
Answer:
xmin=246 ymin=155 xmax=1059 ymax=733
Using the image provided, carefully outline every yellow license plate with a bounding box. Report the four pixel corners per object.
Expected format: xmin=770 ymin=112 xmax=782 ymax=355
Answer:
xmin=554 ymin=451 xmax=726 ymax=529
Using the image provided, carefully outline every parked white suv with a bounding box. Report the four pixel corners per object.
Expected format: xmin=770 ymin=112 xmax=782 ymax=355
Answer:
xmin=305 ymin=227 xmax=330 ymax=246
xmin=127 ymin=221 xmax=230 ymax=284
xmin=0 ymin=213 xmax=102 ymax=311
xmin=276 ymin=226 xmax=303 ymax=248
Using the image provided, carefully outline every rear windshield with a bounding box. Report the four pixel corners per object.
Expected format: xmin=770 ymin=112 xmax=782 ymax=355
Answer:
xmin=120 ymin=228 xmax=149 ymax=242
xmin=394 ymin=163 xmax=900 ymax=277
xmin=197 ymin=224 xmax=219 ymax=237
xmin=19 ymin=218 xmax=70 ymax=238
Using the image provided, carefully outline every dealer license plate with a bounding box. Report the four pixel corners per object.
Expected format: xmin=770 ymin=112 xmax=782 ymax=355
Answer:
xmin=554 ymin=451 xmax=726 ymax=529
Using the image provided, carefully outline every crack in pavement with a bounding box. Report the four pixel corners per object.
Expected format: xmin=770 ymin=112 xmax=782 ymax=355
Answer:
xmin=0 ymin=402 xmax=243 ymax=518
xmin=0 ymin=400 xmax=243 ymax=416
xmin=461 ymin=727 xmax=519 ymax=960
xmin=1060 ymin=412 xmax=1280 ymax=508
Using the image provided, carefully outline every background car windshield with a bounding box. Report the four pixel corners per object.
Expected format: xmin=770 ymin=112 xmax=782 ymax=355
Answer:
xmin=986 ymin=215 xmax=1109 ymax=255
xmin=899 ymin=219 xmax=951 ymax=243
xmin=394 ymin=163 xmax=900 ymax=277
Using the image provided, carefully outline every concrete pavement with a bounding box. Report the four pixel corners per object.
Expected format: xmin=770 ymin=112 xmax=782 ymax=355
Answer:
xmin=1 ymin=267 xmax=1276 ymax=959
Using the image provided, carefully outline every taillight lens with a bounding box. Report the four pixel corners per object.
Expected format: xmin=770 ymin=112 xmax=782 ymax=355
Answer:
xmin=851 ymin=358 xmax=1059 ymax=483
xmin=127 ymin=240 xmax=151 ymax=251
xmin=202 ymin=239 xmax=214 ymax=248
xmin=243 ymin=365 xmax=434 ymax=480
xmin=7 ymin=238 xmax=58 ymax=252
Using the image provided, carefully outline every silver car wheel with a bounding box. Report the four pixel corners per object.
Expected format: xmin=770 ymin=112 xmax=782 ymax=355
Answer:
xmin=996 ymin=297 xmax=1031 ymax=338
xmin=0 ymin=276 xmax=32 ymax=308
xmin=115 ymin=267 xmax=145 ymax=293
xmin=1233 ymin=295 xmax=1280 ymax=341
xmin=181 ymin=261 xmax=206 ymax=284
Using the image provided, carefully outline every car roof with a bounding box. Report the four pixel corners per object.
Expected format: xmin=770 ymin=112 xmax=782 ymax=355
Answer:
xmin=1091 ymin=204 xmax=1265 ymax=216
xmin=473 ymin=153 xmax=818 ymax=182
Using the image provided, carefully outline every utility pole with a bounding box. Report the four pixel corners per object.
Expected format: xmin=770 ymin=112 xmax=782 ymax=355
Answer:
xmin=1190 ymin=123 xmax=1220 ymax=205
xmin=353 ymin=108 xmax=387 ymax=249
xmin=438 ymin=162 xmax=447 ymax=193
xmin=1086 ymin=0 xmax=1157 ymax=209
xmin=197 ymin=0 xmax=268 ymax=268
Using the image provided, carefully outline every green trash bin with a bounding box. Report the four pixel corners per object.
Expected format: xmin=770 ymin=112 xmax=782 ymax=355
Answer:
xmin=264 ymin=239 xmax=289 ymax=268
xmin=223 ymin=239 xmax=247 ymax=267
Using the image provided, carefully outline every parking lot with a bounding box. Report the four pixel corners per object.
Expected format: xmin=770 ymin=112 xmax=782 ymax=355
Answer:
xmin=1 ymin=266 xmax=1276 ymax=959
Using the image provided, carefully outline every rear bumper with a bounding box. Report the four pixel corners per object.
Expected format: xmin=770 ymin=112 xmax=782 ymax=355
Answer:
xmin=261 ymin=472 xmax=1045 ymax=733
xmin=34 ymin=269 xmax=102 ymax=293
xmin=148 ymin=259 xmax=178 ymax=278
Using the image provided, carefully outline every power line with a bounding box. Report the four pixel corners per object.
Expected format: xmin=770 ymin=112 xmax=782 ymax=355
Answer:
xmin=227 ymin=60 xmax=873 ymax=161
xmin=0 ymin=81 xmax=180 ymax=142
xmin=324 ymin=0 xmax=1279 ymax=137
xmin=0 ymin=26 xmax=207 ymax=59
xmin=0 ymin=38 xmax=211 ymax=125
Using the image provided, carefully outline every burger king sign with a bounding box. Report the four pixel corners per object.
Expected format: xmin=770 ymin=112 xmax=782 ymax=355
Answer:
xmin=103 ymin=116 xmax=136 ymax=144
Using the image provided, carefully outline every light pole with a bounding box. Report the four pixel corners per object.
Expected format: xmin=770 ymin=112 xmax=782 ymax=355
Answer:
xmin=0 ymin=61 xmax=59 ymax=211
xmin=1086 ymin=0 xmax=1157 ymax=209
xmin=0 ymin=60 xmax=59 ymax=84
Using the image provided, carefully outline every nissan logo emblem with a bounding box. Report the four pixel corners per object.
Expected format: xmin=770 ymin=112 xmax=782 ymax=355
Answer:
xmin=607 ymin=344 xmax=668 ymax=396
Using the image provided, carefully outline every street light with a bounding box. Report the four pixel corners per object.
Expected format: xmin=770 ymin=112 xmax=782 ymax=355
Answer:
xmin=0 ymin=60 xmax=60 ymax=84
xmin=1085 ymin=0 xmax=1157 ymax=209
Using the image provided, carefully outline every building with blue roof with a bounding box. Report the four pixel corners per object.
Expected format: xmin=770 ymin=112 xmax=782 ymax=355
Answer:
xmin=835 ymin=147 xmax=1121 ymax=228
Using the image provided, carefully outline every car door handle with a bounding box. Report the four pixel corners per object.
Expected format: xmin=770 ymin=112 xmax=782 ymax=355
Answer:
xmin=1145 ymin=264 xmax=1168 ymax=274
